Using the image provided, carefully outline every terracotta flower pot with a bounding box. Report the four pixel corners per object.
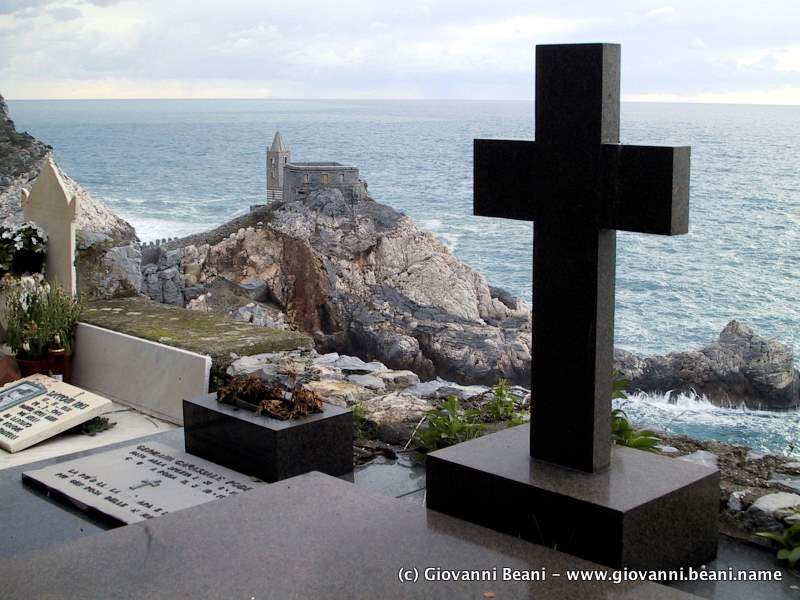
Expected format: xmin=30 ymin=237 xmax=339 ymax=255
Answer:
xmin=16 ymin=356 xmax=50 ymax=378
xmin=48 ymin=348 xmax=73 ymax=383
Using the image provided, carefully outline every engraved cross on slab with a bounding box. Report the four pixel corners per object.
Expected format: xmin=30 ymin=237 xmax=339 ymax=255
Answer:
xmin=130 ymin=479 xmax=162 ymax=490
xmin=474 ymin=44 xmax=690 ymax=472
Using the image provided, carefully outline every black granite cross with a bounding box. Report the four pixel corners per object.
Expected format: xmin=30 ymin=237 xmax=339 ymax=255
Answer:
xmin=474 ymin=43 xmax=689 ymax=473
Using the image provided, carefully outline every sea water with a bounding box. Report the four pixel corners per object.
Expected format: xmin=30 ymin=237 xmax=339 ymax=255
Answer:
xmin=8 ymin=99 xmax=800 ymax=454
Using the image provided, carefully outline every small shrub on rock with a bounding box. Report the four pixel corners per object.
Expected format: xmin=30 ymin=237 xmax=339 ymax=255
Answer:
xmin=414 ymin=395 xmax=484 ymax=452
xmin=610 ymin=370 xmax=659 ymax=451
xmin=482 ymin=379 xmax=517 ymax=421
xmin=757 ymin=523 xmax=800 ymax=568
xmin=352 ymin=402 xmax=378 ymax=440
xmin=611 ymin=409 xmax=660 ymax=451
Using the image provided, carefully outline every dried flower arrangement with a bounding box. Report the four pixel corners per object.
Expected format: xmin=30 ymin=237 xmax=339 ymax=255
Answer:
xmin=217 ymin=374 xmax=323 ymax=420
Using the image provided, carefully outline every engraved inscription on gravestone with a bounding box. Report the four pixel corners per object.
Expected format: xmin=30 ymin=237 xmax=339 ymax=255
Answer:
xmin=22 ymin=442 xmax=264 ymax=524
xmin=0 ymin=374 xmax=112 ymax=453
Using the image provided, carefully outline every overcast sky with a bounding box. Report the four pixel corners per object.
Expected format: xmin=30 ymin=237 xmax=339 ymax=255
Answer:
xmin=2 ymin=0 xmax=799 ymax=104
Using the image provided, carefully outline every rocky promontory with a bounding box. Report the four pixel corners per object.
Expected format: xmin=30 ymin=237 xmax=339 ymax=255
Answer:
xmin=138 ymin=188 xmax=800 ymax=409
xmin=0 ymin=93 xmax=136 ymax=242
xmin=143 ymin=188 xmax=532 ymax=386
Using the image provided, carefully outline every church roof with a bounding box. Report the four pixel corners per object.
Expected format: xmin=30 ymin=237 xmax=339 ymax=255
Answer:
xmin=270 ymin=131 xmax=288 ymax=152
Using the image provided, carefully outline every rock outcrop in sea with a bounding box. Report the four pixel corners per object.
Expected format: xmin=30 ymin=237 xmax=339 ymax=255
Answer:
xmin=0 ymin=93 xmax=136 ymax=242
xmin=615 ymin=320 xmax=800 ymax=410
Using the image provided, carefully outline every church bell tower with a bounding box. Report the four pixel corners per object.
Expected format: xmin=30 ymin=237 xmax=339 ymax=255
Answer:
xmin=266 ymin=132 xmax=290 ymax=202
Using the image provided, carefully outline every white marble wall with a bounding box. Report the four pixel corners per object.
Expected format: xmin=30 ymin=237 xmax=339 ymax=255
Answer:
xmin=72 ymin=323 xmax=211 ymax=424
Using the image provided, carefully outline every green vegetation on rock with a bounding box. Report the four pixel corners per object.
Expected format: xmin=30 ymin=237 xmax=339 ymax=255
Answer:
xmin=414 ymin=395 xmax=485 ymax=452
xmin=611 ymin=370 xmax=660 ymax=451
xmin=414 ymin=380 xmax=529 ymax=453
xmin=481 ymin=379 xmax=528 ymax=426
xmin=757 ymin=523 xmax=800 ymax=568
xmin=611 ymin=408 xmax=660 ymax=451
xmin=352 ymin=402 xmax=379 ymax=441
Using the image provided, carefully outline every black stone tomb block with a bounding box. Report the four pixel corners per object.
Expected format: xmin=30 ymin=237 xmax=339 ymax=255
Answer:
xmin=184 ymin=394 xmax=353 ymax=483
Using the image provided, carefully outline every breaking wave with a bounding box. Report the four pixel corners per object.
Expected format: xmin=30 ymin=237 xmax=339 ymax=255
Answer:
xmin=616 ymin=390 xmax=800 ymax=458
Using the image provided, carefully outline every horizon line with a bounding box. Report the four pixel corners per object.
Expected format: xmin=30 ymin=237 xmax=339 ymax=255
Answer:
xmin=4 ymin=96 xmax=800 ymax=108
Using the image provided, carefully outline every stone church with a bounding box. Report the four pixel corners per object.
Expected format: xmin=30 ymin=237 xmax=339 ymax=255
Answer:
xmin=266 ymin=132 xmax=367 ymax=203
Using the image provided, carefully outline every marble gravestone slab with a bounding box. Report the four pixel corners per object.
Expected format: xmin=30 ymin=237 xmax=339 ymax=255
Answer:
xmin=22 ymin=441 xmax=262 ymax=524
xmin=0 ymin=374 xmax=112 ymax=453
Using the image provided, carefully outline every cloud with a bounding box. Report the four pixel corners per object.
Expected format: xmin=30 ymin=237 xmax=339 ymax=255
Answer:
xmin=737 ymin=46 xmax=800 ymax=73
xmin=0 ymin=0 xmax=799 ymax=104
xmin=775 ymin=47 xmax=800 ymax=72
xmin=49 ymin=6 xmax=81 ymax=21
xmin=3 ymin=77 xmax=306 ymax=99
xmin=391 ymin=4 xmax=431 ymax=20
xmin=0 ymin=0 xmax=46 ymax=15
xmin=0 ymin=0 xmax=122 ymax=15
xmin=645 ymin=6 xmax=675 ymax=19
xmin=626 ymin=85 xmax=800 ymax=105
xmin=688 ymin=37 xmax=705 ymax=50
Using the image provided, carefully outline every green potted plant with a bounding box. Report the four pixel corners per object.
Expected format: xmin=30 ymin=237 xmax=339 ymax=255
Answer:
xmin=44 ymin=284 xmax=82 ymax=382
xmin=4 ymin=278 xmax=81 ymax=380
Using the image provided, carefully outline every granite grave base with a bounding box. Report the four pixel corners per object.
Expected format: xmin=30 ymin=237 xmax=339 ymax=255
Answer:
xmin=183 ymin=393 xmax=352 ymax=483
xmin=426 ymin=424 xmax=719 ymax=571
xmin=0 ymin=471 xmax=697 ymax=599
